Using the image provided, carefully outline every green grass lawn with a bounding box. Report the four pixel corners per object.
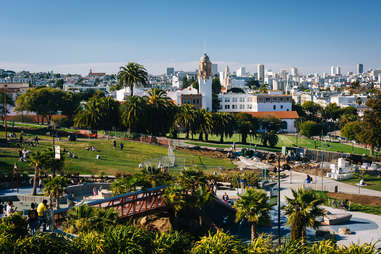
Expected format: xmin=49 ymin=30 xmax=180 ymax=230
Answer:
xmin=340 ymin=176 xmax=381 ymax=192
xmin=177 ymin=133 xmax=378 ymax=156
xmin=0 ymin=138 xmax=235 ymax=176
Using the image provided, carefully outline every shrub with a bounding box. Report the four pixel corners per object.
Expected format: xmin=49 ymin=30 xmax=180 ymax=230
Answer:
xmin=154 ymin=231 xmax=193 ymax=254
xmin=0 ymin=213 xmax=28 ymax=241
xmin=15 ymin=233 xmax=78 ymax=254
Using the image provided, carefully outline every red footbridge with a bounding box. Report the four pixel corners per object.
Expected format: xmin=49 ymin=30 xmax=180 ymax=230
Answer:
xmin=54 ymin=185 xmax=166 ymax=225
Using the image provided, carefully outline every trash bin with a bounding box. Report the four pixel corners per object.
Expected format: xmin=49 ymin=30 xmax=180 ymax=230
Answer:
xmin=334 ymin=185 xmax=338 ymax=193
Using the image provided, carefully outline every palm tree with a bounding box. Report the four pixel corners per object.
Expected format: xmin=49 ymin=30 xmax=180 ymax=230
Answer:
xmin=197 ymin=108 xmax=213 ymax=141
xmin=356 ymin=97 xmax=362 ymax=106
xmin=43 ymin=176 xmax=70 ymax=209
xmin=212 ymin=112 xmax=235 ymax=143
xmin=121 ymin=96 xmax=147 ymax=134
xmin=74 ymin=96 xmax=119 ymax=134
xmin=146 ymin=88 xmax=175 ymax=136
xmin=233 ymin=188 xmax=272 ymax=243
xmin=283 ymin=188 xmax=325 ymax=243
xmin=29 ymin=151 xmax=46 ymax=195
xmin=175 ymin=104 xmax=197 ymax=139
xmin=117 ymin=63 xmax=148 ymax=96
xmin=74 ymin=98 xmax=101 ymax=134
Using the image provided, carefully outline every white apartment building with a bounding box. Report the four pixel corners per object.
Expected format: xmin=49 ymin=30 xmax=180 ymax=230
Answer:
xmin=218 ymin=93 xmax=292 ymax=112
xmin=330 ymin=95 xmax=367 ymax=108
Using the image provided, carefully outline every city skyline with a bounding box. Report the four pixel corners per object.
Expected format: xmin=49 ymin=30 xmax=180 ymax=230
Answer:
xmin=1 ymin=0 xmax=381 ymax=75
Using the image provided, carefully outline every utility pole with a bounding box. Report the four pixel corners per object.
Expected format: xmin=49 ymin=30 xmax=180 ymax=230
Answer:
xmin=277 ymin=153 xmax=281 ymax=247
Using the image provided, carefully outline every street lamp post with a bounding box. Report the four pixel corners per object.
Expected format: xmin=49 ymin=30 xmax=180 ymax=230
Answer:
xmin=249 ymin=130 xmax=252 ymax=150
xmin=277 ymin=153 xmax=281 ymax=247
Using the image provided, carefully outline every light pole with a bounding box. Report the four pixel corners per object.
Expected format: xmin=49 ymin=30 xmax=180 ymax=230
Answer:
xmin=277 ymin=153 xmax=281 ymax=247
xmin=249 ymin=130 xmax=252 ymax=150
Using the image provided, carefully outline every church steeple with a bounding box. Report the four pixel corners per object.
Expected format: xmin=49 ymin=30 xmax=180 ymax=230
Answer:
xmin=198 ymin=53 xmax=212 ymax=80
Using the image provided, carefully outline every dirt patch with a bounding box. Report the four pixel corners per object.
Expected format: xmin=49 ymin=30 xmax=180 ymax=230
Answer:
xmin=292 ymin=164 xmax=329 ymax=177
xmin=176 ymin=147 xmax=227 ymax=159
xmin=327 ymin=192 xmax=381 ymax=207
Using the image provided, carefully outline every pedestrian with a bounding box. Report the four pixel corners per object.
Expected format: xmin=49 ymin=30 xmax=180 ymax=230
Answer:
xmin=27 ymin=203 xmax=39 ymax=235
xmin=306 ymin=175 xmax=311 ymax=184
xmin=0 ymin=202 xmax=4 ymax=220
xmin=5 ymin=200 xmax=15 ymax=216
xmin=93 ymin=186 xmax=97 ymax=196
xmin=38 ymin=178 xmax=43 ymax=191
xmin=19 ymin=135 xmax=23 ymax=144
xmin=120 ymin=142 xmax=124 ymax=150
xmin=113 ymin=140 xmax=116 ymax=149
xmin=34 ymin=136 xmax=39 ymax=145
xmin=37 ymin=200 xmax=48 ymax=231
xmin=222 ymin=192 xmax=229 ymax=202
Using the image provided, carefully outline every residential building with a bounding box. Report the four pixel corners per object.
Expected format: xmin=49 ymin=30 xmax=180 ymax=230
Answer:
xmin=257 ymin=64 xmax=264 ymax=81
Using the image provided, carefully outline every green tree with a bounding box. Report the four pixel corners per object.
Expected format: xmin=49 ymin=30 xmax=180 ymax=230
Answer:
xmin=29 ymin=150 xmax=47 ymax=195
xmin=323 ymin=103 xmax=342 ymax=121
xmin=302 ymin=101 xmax=322 ymax=122
xmin=116 ymin=62 xmax=148 ymax=96
xmin=0 ymin=92 xmax=14 ymax=122
xmin=146 ymin=88 xmax=176 ymax=136
xmin=299 ymin=121 xmax=321 ymax=138
xmin=197 ymin=108 xmax=213 ymax=141
xmin=212 ymin=77 xmax=222 ymax=112
xmin=245 ymin=77 xmax=260 ymax=89
xmin=234 ymin=188 xmax=272 ymax=243
xmin=74 ymin=96 xmax=120 ymax=134
xmin=43 ymin=176 xmax=70 ymax=209
xmin=121 ymin=96 xmax=147 ymax=134
xmin=357 ymin=96 xmax=381 ymax=156
xmin=259 ymin=116 xmax=282 ymax=147
xmin=54 ymin=79 xmax=64 ymax=89
xmin=341 ymin=121 xmax=362 ymax=141
xmin=212 ymin=112 xmax=235 ymax=143
xmin=283 ymin=188 xmax=324 ymax=243
xmin=259 ymin=84 xmax=268 ymax=94
xmin=175 ymin=104 xmax=197 ymax=139
xmin=234 ymin=113 xmax=259 ymax=144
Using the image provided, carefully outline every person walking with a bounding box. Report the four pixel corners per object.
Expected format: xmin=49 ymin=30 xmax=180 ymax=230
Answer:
xmin=5 ymin=200 xmax=15 ymax=216
xmin=119 ymin=142 xmax=124 ymax=150
xmin=37 ymin=200 xmax=48 ymax=231
xmin=27 ymin=203 xmax=39 ymax=235
xmin=113 ymin=140 xmax=117 ymax=149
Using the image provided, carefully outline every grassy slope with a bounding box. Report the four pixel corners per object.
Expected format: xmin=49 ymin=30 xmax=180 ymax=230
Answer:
xmin=0 ymin=138 xmax=235 ymax=175
xmin=178 ymin=133 xmax=377 ymax=156
xmin=340 ymin=176 xmax=381 ymax=192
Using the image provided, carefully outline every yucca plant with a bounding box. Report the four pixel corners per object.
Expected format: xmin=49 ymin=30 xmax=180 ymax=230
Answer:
xmin=339 ymin=242 xmax=378 ymax=254
xmin=153 ymin=231 xmax=192 ymax=254
xmin=309 ymin=240 xmax=339 ymax=254
xmin=191 ymin=230 xmax=247 ymax=254
xmin=247 ymin=234 xmax=273 ymax=254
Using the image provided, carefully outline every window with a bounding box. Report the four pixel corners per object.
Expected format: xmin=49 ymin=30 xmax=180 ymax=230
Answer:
xmin=273 ymin=105 xmax=276 ymax=110
xmin=286 ymin=97 xmax=290 ymax=102
xmin=224 ymin=98 xmax=230 ymax=103
xmin=266 ymin=98 xmax=270 ymax=102
xmin=247 ymin=97 xmax=252 ymax=102
xmin=280 ymin=105 xmax=283 ymax=109
xmin=239 ymin=104 xmax=244 ymax=109
xmin=224 ymin=105 xmax=230 ymax=109
xmin=280 ymin=98 xmax=284 ymax=102
xmin=232 ymin=105 xmax=237 ymax=109
xmin=232 ymin=97 xmax=237 ymax=102
xmin=239 ymin=97 xmax=244 ymax=102
xmin=247 ymin=104 xmax=252 ymax=109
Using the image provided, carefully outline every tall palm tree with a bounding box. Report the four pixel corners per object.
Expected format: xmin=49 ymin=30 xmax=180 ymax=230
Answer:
xmin=29 ymin=151 xmax=45 ymax=195
xmin=121 ymin=96 xmax=147 ymax=134
xmin=283 ymin=188 xmax=325 ymax=243
xmin=212 ymin=112 xmax=235 ymax=143
xmin=233 ymin=188 xmax=272 ymax=243
xmin=146 ymin=88 xmax=175 ymax=136
xmin=175 ymin=104 xmax=197 ymax=139
xmin=74 ymin=98 xmax=101 ymax=134
xmin=117 ymin=63 xmax=148 ymax=96
xmin=43 ymin=176 xmax=69 ymax=209
xmin=197 ymin=108 xmax=213 ymax=141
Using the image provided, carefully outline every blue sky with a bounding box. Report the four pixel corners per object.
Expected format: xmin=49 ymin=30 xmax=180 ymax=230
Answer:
xmin=1 ymin=0 xmax=380 ymax=75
